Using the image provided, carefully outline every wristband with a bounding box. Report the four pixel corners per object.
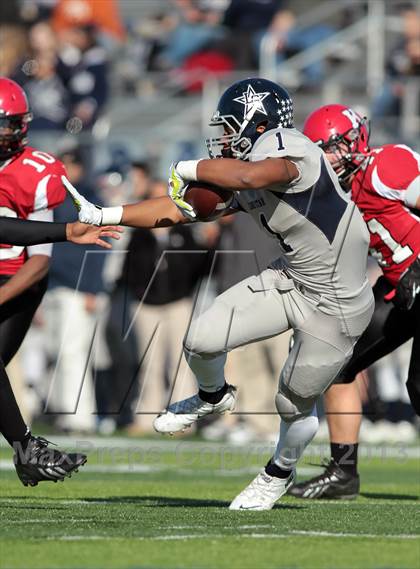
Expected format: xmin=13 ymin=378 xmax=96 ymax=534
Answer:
xmin=101 ymin=206 xmax=123 ymax=225
xmin=175 ymin=160 xmax=202 ymax=182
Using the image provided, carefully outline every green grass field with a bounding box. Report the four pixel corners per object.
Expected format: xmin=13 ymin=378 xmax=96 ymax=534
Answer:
xmin=0 ymin=436 xmax=419 ymax=569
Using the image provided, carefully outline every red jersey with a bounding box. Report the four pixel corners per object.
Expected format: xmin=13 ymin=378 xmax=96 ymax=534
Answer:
xmin=351 ymin=144 xmax=420 ymax=287
xmin=0 ymin=146 xmax=66 ymax=275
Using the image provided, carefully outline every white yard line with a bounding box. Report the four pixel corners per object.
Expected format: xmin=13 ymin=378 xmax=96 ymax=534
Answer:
xmin=44 ymin=532 xmax=419 ymax=542
xmin=7 ymin=519 xmax=94 ymax=524
xmin=290 ymin=530 xmax=419 ymax=540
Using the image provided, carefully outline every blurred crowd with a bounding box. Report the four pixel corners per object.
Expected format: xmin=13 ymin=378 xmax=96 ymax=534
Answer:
xmin=372 ymin=5 xmax=420 ymax=125
xmin=1 ymin=1 xmax=419 ymax=133
xmin=1 ymin=0 xmax=419 ymax=442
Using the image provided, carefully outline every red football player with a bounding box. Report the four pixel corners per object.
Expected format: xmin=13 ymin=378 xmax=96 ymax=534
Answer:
xmin=0 ymin=78 xmax=66 ymax=350
xmin=0 ymin=77 xmax=88 ymax=486
xmin=290 ymin=104 xmax=420 ymax=500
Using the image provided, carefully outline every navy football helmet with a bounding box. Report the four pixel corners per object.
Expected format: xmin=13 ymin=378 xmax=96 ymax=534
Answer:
xmin=206 ymin=78 xmax=293 ymax=160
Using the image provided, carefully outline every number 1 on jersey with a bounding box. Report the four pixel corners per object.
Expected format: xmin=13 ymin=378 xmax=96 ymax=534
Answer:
xmin=367 ymin=218 xmax=414 ymax=264
xmin=276 ymin=132 xmax=284 ymax=151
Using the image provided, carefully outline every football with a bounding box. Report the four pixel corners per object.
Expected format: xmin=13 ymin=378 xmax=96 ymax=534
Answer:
xmin=184 ymin=182 xmax=233 ymax=220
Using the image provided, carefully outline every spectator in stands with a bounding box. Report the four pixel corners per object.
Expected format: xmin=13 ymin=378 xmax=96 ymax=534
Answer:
xmin=372 ymin=6 xmax=420 ymax=123
xmin=55 ymin=23 xmax=109 ymax=172
xmin=130 ymin=160 xmax=152 ymax=200
xmin=14 ymin=22 xmax=70 ymax=132
xmin=43 ymin=147 xmax=106 ymax=433
xmin=57 ymin=23 xmax=109 ymax=131
xmin=222 ymin=0 xmax=283 ymax=68
xmin=159 ymin=0 xmax=225 ymax=69
xmin=261 ymin=8 xmax=337 ymax=87
xmin=52 ymin=0 xmax=126 ymax=44
xmin=19 ymin=0 xmax=58 ymax=25
xmin=0 ymin=24 xmax=27 ymax=76
xmin=122 ymin=11 xmax=176 ymax=83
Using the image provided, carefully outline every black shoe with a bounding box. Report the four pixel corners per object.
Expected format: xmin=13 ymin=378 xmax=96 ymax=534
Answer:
xmin=14 ymin=436 xmax=87 ymax=487
xmin=288 ymin=459 xmax=360 ymax=500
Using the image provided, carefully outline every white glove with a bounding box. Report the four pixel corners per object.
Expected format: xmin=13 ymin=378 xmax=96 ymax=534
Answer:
xmin=62 ymin=176 xmax=103 ymax=225
xmin=167 ymin=163 xmax=196 ymax=219
xmin=62 ymin=176 xmax=123 ymax=226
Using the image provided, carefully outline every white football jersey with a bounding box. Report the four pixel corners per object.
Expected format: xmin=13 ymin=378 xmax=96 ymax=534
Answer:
xmin=234 ymin=127 xmax=371 ymax=313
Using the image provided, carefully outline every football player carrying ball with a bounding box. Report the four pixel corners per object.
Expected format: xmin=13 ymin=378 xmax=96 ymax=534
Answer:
xmin=66 ymin=78 xmax=375 ymax=510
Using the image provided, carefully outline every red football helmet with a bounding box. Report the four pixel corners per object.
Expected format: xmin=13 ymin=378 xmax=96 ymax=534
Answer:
xmin=303 ymin=104 xmax=370 ymax=182
xmin=0 ymin=77 xmax=32 ymax=160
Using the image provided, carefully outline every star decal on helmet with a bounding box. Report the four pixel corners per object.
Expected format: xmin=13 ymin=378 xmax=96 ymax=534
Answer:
xmin=233 ymin=84 xmax=270 ymax=121
xmin=276 ymin=98 xmax=293 ymax=128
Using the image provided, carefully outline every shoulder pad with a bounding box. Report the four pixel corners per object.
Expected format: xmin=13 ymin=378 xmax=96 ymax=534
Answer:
xmin=250 ymin=128 xmax=311 ymax=162
xmin=373 ymin=144 xmax=420 ymax=190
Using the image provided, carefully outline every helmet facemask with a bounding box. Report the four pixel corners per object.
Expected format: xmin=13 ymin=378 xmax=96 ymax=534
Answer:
xmin=320 ymin=118 xmax=370 ymax=184
xmin=206 ymin=111 xmax=254 ymax=160
xmin=0 ymin=112 xmax=32 ymax=160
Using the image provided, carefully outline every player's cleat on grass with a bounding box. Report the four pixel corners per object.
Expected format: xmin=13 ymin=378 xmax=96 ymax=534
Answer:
xmin=288 ymin=459 xmax=360 ymax=500
xmin=229 ymin=469 xmax=295 ymax=511
xmin=14 ymin=436 xmax=87 ymax=487
xmin=153 ymin=385 xmax=237 ymax=434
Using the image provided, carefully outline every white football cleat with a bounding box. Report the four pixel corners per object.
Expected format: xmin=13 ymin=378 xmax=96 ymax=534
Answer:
xmin=229 ymin=469 xmax=295 ymax=511
xmin=153 ymin=385 xmax=236 ymax=434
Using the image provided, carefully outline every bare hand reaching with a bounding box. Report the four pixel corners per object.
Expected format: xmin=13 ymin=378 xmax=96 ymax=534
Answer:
xmin=66 ymin=222 xmax=123 ymax=249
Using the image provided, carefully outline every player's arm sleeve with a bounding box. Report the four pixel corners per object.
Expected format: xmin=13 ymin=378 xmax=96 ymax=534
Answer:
xmin=371 ymin=147 xmax=420 ymax=208
xmin=26 ymin=209 xmax=54 ymax=257
xmin=0 ymin=217 xmax=67 ymax=246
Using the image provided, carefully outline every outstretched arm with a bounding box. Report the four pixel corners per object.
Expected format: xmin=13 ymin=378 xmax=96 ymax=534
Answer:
xmin=0 ymin=217 xmax=67 ymax=245
xmin=0 ymin=217 xmax=121 ymax=248
xmin=120 ymin=196 xmax=188 ymax=228
xmin=64 ymin=155 xmax=297 ymax=227
xmin=62 ymin=175 xmax=189 ymax=228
